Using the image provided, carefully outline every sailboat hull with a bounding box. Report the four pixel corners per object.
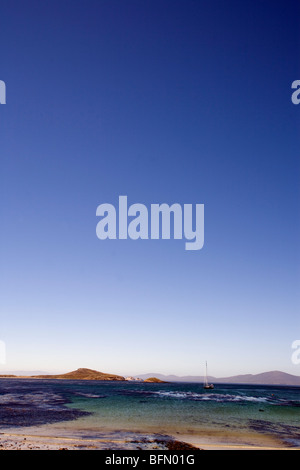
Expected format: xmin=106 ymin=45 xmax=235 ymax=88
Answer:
xmin=203 ymin=362 xmax=214 ymax=389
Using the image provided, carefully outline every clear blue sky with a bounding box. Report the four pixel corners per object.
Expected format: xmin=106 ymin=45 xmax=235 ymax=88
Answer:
xmin=1 ymin=0 xmax=299 ymax=377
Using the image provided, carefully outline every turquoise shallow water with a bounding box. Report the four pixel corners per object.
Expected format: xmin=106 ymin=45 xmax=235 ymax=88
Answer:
xmin=0 ymin=379 xmax=300 ymax=448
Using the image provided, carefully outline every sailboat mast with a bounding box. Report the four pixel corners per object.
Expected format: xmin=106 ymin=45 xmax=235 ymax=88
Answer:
xmin=203 ymin=361 xmax=214 ymax=389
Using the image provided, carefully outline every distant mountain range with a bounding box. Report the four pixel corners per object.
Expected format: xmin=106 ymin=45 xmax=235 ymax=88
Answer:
xmin=136 ymin=371 xmax=300 ymax=386
xmin=1 ymin=368 xmax=299 ymax=386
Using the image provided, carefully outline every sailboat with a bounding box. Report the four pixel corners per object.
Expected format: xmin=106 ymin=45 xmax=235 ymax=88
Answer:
xmin=203 ymin=361 xmax=214 ymax=389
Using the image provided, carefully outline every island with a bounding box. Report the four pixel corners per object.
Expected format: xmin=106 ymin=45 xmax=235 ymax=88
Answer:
xmin=0 ymin=368 xmax=125 ymax=381
xmin=143 ymin=377 xmax=167 ymax=383
xmin=0 ymin=370 xmax=170 ymax=383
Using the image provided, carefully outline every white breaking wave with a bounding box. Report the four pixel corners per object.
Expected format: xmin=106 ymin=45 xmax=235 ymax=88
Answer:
xmin=73 ymin=392 xmax=106 ymax=398
xmin=153 ymin=390 xmax=269 ymax=403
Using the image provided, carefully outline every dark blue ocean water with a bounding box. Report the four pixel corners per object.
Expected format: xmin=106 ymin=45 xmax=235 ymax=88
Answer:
xmin=0 ymin=379 xmax=299 ymax=447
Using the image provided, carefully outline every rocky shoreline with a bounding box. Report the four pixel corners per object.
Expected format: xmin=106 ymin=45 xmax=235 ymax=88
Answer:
xmin=0 ymin=432 xmax=201 ymax=451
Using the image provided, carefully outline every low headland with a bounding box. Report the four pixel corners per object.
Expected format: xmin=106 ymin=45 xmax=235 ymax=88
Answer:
xmin=0 ymin=368 xmax=166 ymax=383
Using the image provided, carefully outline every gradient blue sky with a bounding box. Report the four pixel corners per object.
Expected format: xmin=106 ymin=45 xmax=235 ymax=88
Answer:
xmin=1 ymin=0 xmax=299 ymax=377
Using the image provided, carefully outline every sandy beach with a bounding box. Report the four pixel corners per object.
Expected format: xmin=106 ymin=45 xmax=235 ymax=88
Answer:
xmin=0 ymin=433 xmax=298 ymax=451
xmin=0 ymin=425 xmax=298 ymax=450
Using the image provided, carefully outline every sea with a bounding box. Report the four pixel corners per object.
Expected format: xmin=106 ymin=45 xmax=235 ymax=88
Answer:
xmin=0 ymin=378 xmax=299 ymax=449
